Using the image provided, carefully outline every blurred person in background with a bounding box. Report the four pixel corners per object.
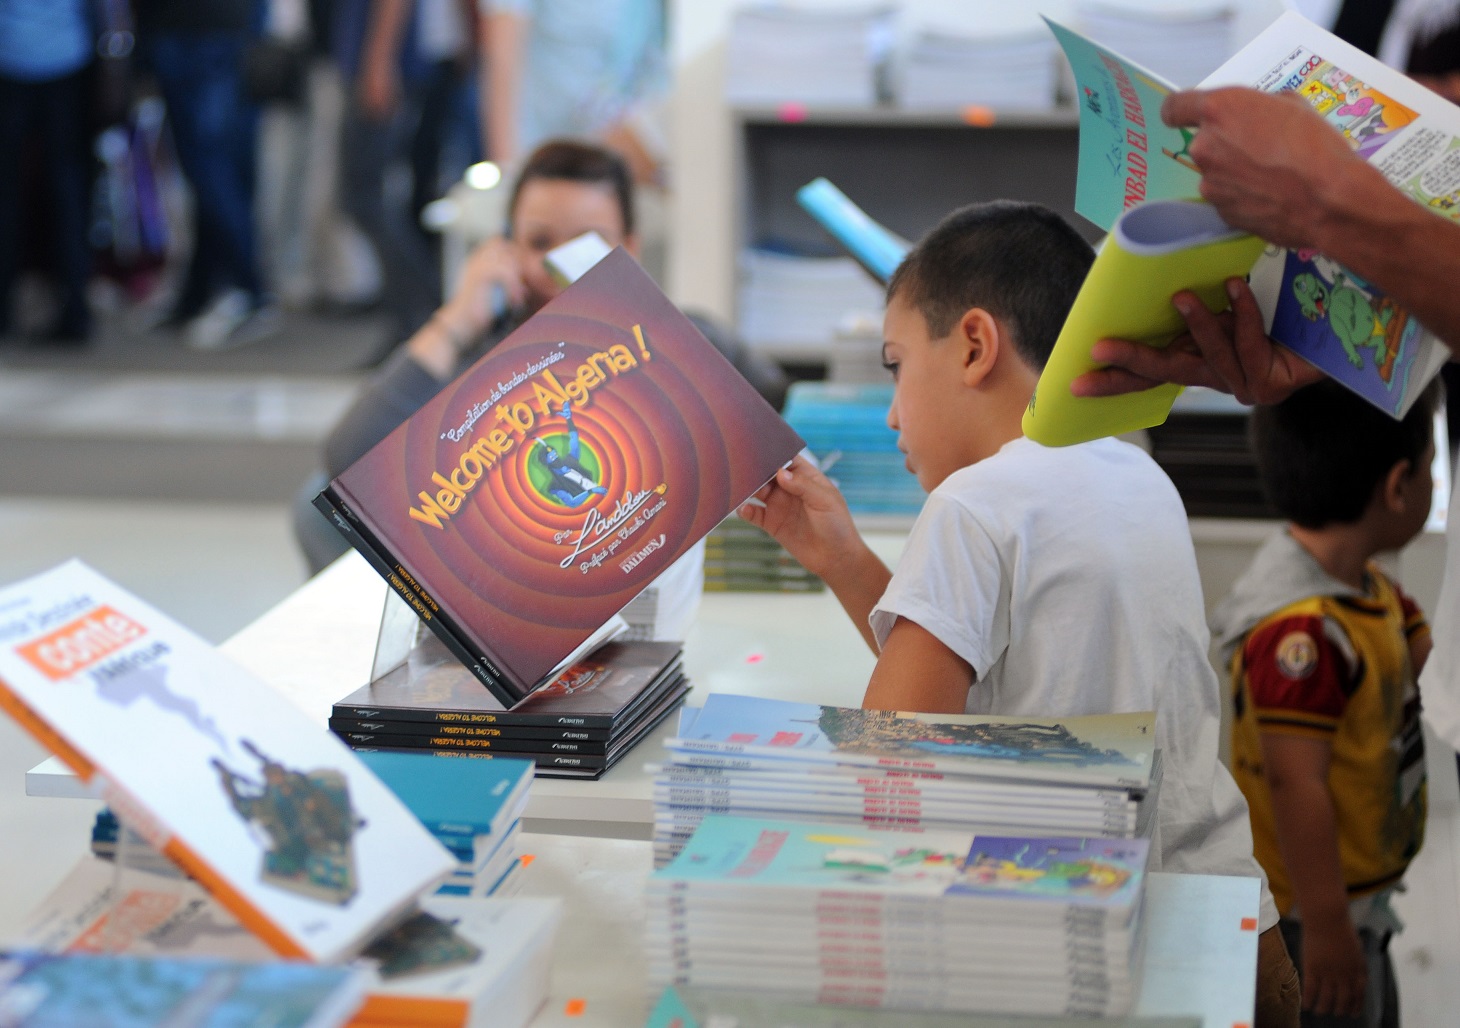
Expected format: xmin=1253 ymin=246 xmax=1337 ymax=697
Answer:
xmin=0 ymin=0 xmax=95 ymax=344
xmin=336 ymin=0 xmax=475 ymax=360
xmin=478 ymin=0 xmax=668 ymax=182
xmin=135 ymin=0 xmax=277 ymax=349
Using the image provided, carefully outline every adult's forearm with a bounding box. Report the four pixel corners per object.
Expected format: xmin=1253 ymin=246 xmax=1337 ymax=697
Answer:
xmin=1311 ymin=159 xmax=1460 ymax=354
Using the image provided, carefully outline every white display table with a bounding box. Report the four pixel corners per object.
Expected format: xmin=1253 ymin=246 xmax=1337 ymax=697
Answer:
xmin=22 ymin=543 xmax=1260 ymax=1026
xmin=28 ymin=542 xmax=900 ymax=837
xmin=515 ymin=832 xmax=1258 ymax=1028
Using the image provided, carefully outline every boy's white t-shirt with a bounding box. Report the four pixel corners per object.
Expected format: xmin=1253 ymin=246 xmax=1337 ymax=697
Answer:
xmin=871 ymin=435 xmax=1279 ymax=931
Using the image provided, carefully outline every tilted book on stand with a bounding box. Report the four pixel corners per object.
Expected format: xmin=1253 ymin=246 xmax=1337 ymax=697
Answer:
xmin=1039 ymin=14 xmax=1454 ymax=435
xmin=0 ymin=560 xmax=456 ymax=963
xmin=316 ymin=248 xmax=804 ymax=708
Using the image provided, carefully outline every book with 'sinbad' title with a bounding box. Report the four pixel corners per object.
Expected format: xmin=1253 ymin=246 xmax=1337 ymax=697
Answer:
xmin=316 ymin=249 xmax=803 ymax=708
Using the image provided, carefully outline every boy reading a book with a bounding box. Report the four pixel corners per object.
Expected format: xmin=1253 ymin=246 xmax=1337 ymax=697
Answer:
xmin=741 ymin=200 xmax=1295 ymax=1021
xmin=1211 ymin=380 xmax=1438 ymax=1025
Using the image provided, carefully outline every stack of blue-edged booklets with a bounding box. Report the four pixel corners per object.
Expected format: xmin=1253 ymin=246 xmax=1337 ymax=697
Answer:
xmin=356 ymin=751 xmax=532 ymax=898
xmin=782 ymin=383 xmax=927 ymax=519
xmin=649 ymin=695 xmax=1159 ymax=867
xmin=648 ymin=815 xmax=1151 ymax=1017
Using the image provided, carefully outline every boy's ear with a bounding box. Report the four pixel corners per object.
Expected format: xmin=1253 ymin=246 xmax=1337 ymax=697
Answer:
xmin=955 ymin=308 xmax=1002 ymax=388
xmin=1380 ymin=458 xmax=1415 ymax=513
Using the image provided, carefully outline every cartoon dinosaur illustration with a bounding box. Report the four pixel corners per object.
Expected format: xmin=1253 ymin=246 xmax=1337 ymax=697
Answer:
xmin=1291 ymin=271 xmax=1407 ymax=383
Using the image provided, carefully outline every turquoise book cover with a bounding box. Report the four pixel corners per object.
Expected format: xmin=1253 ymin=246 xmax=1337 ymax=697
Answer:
xmin=355 ymin=750 xmax=532 ymax=837
xmin=1044 ymin=18 xmax=1200 ymax=232
xmin=654 ymin=815 xmax=1148 ymax=911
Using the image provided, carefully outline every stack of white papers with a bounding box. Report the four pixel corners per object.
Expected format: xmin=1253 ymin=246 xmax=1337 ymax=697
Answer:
xmin=648 ymin=814 xmax=1151 ymax=1016
xmin=737 ymin=248 xmax=886 ymax=354
xmin=1074 ymin=2 xmax=1236 ymax=87
xmin=619 ymin=541 xmax=704 ymax=642
xmin=725 ymin=4 xmax=896 ymax=106
xmin=900 ymin=30 xmax=1061 ymax=111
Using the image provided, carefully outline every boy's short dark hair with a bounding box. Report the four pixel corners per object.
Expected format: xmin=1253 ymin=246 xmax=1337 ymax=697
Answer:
xmin=886 ymin=201 xmax=1094 ymax=370
xmin=508 ymin=139 xmax=635 ymax=235
xmin=1252 ymin=379 xmax=1443 ymax=528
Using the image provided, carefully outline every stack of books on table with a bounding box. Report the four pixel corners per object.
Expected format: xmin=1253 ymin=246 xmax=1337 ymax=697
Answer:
xmin=355 ymin=750 xmax=532 ymax=898
xmin=0 ymin=561 xmax=560 ymax=1028
xmin=899 ymin=29 xmax=1060 ymax=111
xmin=725 ymin=4 xmax=896 ymax=106
xmin=781 ymin=382 xmax=926 ymax=518
xmin=649 ymin=694 xmax=1158 ymax=867
xmin=737 ymin=247 xmax=886 ymax=355
xmin=702 ymin=518 xmax=824 ymax=593
xmin=331 ymin=638 xmax=689 ymax=780
xmin=618 ymin=542 xmax=706 ymax=642
xmin=1073 ymin=1 xmax=1235 ymax=87
xmin=18 ymin=856 xmax=562 ymax=1028
xmin=647 ymin=814 xmax=1151 ymax=1016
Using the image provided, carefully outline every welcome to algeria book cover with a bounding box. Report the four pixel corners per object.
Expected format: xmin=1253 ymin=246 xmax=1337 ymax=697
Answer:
xmin=319 ymin=249 xmax=805 ymax=707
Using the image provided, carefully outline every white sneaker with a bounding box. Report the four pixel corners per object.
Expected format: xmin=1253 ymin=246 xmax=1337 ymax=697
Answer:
xmin=186 ymin=289 xmax=279 ymax=350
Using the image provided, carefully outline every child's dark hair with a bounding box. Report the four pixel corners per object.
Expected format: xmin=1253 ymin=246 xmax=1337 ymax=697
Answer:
xmin=508 ymin=139 xmax=635 ymax=235
xmin=1252 ymin=379 xmax=1442 ymax=528
xmin=886 ymin=201 xmax=1094 ymax=370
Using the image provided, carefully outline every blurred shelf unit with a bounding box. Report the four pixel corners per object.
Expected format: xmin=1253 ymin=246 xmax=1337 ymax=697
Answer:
xmin=1149 ymin=389 xmax=1276 ymax=521
xmin=730 ymin=104 xmax=1092 ymax=365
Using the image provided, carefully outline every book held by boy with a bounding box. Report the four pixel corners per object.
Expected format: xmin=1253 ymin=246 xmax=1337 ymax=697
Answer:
xmin=315 ymin=249 xmax=803 ymax=708
xmin=1039 ymin=13 xmax=1456 ymax=434
xmin=0 ymin=560 xmax=455 ymax=964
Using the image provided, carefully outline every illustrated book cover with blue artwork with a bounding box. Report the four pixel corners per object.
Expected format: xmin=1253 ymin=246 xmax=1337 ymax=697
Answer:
xmin=666 ymin=694 xmax=1154 ymax=790
xmin=0 ymin=561 xmax=455 ymax=963
xmin=1051 ymin=13 xmax=1455 ymax=419
xmin=0 ymin=950 xmax=367 ymax=1028
xmin=318 ymin=249 xmax=804 ymax=707
xmin=653 ymin=815 xmax=1148 ymax=912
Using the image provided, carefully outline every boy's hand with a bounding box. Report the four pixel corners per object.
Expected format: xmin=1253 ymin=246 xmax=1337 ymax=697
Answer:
xmin=1300 ymin=917 xmax=1367 ymax=1017
xmin=738 ymin=454 xmax=859 ymax=581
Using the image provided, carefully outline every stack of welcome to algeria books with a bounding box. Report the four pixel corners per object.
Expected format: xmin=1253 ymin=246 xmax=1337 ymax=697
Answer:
xmin=647 ymin=814 xmax=1151 ymax=1017
xmin=331 ymin=635 xmax=688 ymax=780
xmin=0 ymin=560 xmax=560 ymax=1028
xmin=650 ymin=694 xmax=1158 ymax=868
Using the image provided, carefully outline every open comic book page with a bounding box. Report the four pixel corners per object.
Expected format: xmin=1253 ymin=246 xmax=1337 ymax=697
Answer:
xmin=1200 ymin=11 xmax=1457 ymax=416
xmin=1049 ymin=13 xmax=1453 ymax=417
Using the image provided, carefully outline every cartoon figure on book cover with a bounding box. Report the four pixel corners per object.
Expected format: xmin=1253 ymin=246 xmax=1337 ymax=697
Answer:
xmin=956 ymin=839 xmax=1137 ymax=899
xmin=212 ymin=741 xmax=363 ymax=905
xmin=820 ymin=841 xmax=963 ymax=885
xmin=1269 ymin=249 xmax=1419 ymax=416
xmin=817 ymin=708 xmax=1137 ymax=767
xmin=529 ymin=402 xmax=608 ymax=508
